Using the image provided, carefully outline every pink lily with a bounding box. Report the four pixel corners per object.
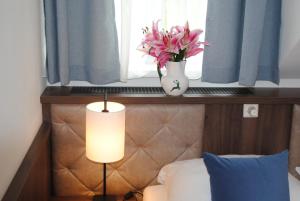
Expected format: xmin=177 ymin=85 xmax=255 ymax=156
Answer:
xmin=138 ymin=20 xmax=208 ymax=68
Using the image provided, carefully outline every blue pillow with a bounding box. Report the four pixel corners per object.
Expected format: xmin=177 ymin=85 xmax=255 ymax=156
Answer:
xmin=203 ymin=151 xmax=290 ymax=201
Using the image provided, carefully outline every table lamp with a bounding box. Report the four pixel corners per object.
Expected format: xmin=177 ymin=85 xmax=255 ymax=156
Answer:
xmin=86 ymin=97 xmax=125 ymax=201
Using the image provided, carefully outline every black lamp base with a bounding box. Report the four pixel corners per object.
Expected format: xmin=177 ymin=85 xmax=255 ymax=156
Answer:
xmin=93 ymin=195 xmax=117 ymax=201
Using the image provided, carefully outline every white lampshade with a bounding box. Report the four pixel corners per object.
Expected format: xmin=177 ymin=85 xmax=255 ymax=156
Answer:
xmin=86 ymin=102 xmax=125 ymax=163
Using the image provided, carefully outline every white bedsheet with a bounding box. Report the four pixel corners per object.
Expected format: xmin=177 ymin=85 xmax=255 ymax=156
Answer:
xmin=143 ymin=174 xmax=300 ymax=201
xmin=289 ymin=174 xmax=300 ymax=201
xmin=296 ymin=167 xmax=300 ymax=174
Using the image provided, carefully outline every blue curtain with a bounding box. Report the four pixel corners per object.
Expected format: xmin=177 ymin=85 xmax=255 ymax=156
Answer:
xmin=44 ymin=0 xmax=120 ymax=85
xmin=202 ymin=0 xmax=281 ymax=86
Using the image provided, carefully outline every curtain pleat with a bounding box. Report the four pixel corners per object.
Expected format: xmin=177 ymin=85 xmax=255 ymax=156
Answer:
xmin=202 ymin=0 xmax=281 ymax=86
xmin=44 ymin=0 xmax=120 ymax=85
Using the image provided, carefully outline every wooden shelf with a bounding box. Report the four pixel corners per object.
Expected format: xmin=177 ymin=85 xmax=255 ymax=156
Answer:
xmin=41 ymin=87 xmax=300 ymax=104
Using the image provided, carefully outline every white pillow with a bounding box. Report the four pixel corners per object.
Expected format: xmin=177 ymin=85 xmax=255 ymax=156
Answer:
xmin=165 ymin=159 xmax=211 ymax=201
xmin=296 ymin=167 xmax=300 ymax=174
xmin=157 ymin=159 xmax=203 ymax=184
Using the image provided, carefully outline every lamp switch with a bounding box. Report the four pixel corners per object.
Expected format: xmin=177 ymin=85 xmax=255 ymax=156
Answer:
xmin=243 ymin=104 xmax=259 ymax=118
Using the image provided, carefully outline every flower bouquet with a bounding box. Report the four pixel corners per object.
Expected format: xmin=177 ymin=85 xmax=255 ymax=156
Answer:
xmin=139 ymin=21 xmax=207 ymax=96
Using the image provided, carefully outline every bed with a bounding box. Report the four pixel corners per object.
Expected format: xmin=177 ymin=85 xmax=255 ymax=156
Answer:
xmin=144 ymin=174 xmax=300 ymax=201
xmin=143 ymin=157 xmax=300 ymax=201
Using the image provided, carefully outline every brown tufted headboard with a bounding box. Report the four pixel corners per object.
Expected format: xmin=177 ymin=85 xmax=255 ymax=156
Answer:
xmin=51 ymin=104 xmax=205 ymax=196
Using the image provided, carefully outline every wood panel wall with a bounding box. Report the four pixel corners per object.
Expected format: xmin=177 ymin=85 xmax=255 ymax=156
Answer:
xmin=203 ymin=104 xmax=293 ymax=155
xmin=1 ymin=123 xmax=51 ymax=201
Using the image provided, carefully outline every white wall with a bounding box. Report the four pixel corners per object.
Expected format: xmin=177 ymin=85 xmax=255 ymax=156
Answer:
xmin=280 ymin=0 xmax=300 ymax=78
xmin=0 ymin=0 xmax=46 ymax=199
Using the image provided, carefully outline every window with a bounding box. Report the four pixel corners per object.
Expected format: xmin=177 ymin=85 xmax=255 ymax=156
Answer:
xmin=115 ymin=0 xmax=208 ymax=81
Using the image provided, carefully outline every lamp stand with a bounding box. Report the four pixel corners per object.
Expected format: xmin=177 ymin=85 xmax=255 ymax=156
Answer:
xmin=92 ymin=92 xmax=117 ymax=201
xmin=93 ymin=163 xmax=117 ymax=201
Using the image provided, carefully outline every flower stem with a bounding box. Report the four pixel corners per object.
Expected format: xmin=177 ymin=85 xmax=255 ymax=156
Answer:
xmin=157 ymin=65 xmax=163 ymax=81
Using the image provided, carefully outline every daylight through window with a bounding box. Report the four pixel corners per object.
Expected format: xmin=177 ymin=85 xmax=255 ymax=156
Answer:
xmin=115 ymin=0 xmax=208 ymax=81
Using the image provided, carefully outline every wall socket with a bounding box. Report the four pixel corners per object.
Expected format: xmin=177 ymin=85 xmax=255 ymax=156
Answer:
xmin=243 ymin=104 xmax=259 ymax=118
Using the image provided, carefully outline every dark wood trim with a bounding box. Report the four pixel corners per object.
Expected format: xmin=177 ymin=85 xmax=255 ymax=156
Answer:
xmin=50 ymin=196 xmax=127 ymax=201
xmin=41 ymin=87 xmax=300 ymax=104
xmin=202 ymin=104 xmax=243 ymax=154
xmin=42 ymin=104 xmax=52 ymax=123
xmin=50 ymin=197 xmax=92 ymax=201
xmin=1 ymin=123 xmax=51 ymax=201
xmin=202 ymin=104 xmax=293 ymax=155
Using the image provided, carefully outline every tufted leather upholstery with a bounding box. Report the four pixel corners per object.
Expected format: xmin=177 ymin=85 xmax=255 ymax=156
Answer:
xmin=289 ymin=105 xmax=300 ymax=180
xmin=51 ymin=104 xmax=205 ymax=196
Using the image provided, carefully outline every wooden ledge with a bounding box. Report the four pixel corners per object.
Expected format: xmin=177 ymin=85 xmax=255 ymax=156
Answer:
xmin=51 ymin=196 xmax=134 ymax=201
xmin=41 ymin=86 xmax=300 ymax=104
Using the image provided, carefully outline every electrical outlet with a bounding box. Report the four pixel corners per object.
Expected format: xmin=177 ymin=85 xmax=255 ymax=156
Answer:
xmin=243 ymin=104 xmax=259 ymax=118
